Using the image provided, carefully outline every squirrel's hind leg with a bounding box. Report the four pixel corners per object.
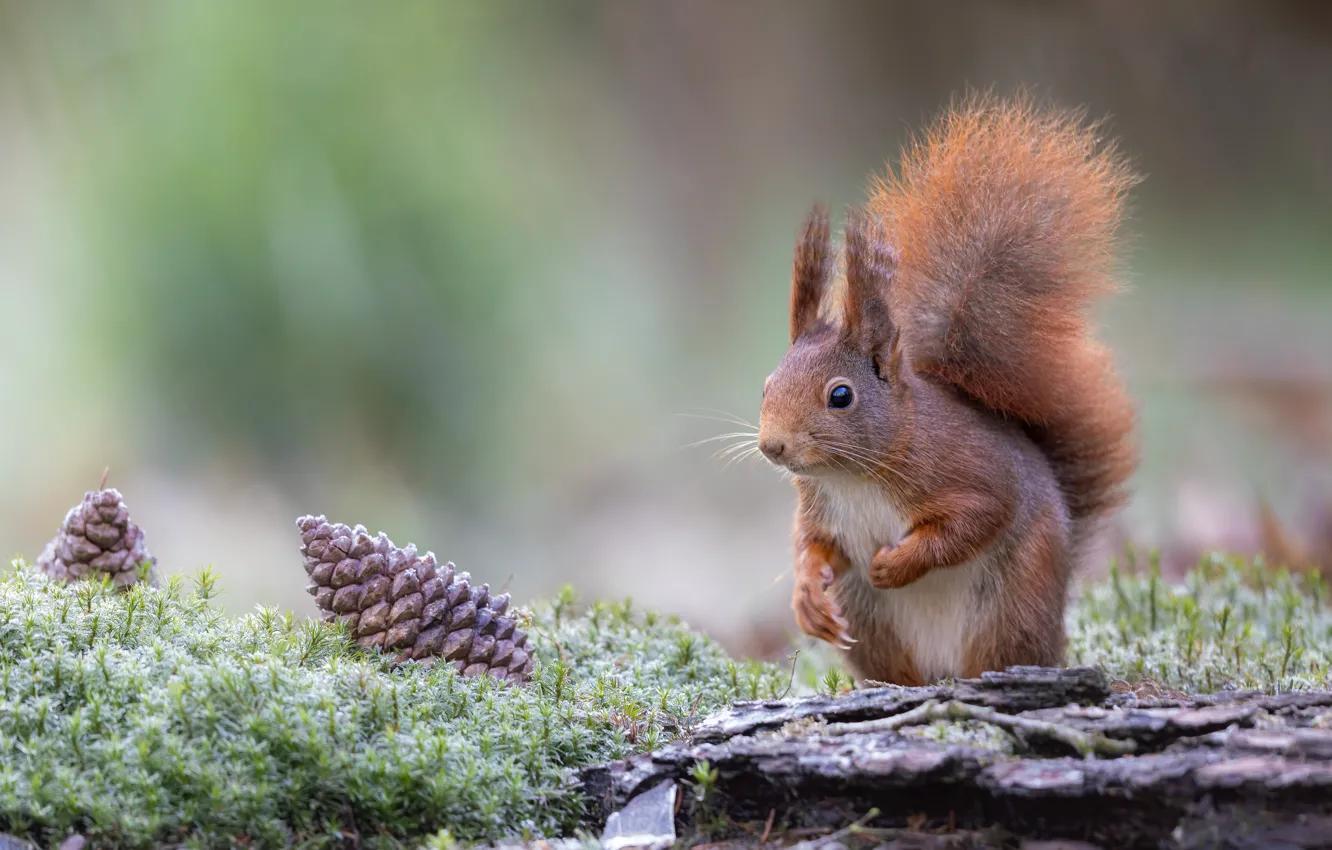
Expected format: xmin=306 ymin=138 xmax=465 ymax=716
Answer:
xmin=842 ymin=628 xmax=928 ymax=687
xmin=961 ymin=508 xmax=1070 ymax=675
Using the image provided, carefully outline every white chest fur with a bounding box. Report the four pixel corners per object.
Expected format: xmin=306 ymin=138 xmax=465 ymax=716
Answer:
xmin=814 ymin=475 xmax=989 ymax=681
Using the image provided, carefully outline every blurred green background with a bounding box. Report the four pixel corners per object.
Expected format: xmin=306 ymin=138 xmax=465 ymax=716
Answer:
xmin=2 ymin=1 xmax=1329 ymax=657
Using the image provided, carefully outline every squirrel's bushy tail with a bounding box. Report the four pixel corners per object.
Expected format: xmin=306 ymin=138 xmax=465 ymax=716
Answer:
xmin=869 ymin=92 xmax=1139 ymax=543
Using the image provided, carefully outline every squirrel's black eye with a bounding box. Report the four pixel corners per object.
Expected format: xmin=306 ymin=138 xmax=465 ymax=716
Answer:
xmin=828 ymin=384 xmax=853 ymax=409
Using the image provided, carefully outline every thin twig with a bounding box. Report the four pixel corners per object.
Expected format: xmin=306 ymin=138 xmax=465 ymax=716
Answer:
xmin=760 ymin=809 xmax=776 ymax=846
xmin=789 ymin=808 xmax=880 ymax=850
xmin=821 ymin=699 xmax=1135 ymax=757
xmin=535 ymin=632 xmax=569 ymax=667
xmin=779 ymin=650 xmax=800 ymax=700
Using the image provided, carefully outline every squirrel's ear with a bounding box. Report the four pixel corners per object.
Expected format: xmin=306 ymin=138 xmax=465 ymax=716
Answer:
xmin=790 ymin=202 xmax=832 ymax=342
xmin=842 ymin=205 xmax=899 ymax=355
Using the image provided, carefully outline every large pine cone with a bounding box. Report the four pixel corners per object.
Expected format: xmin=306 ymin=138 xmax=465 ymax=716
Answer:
xmin=36 ymin=488 xmax=158 ymax=588
xmin=297 ymin=515 xmax=534 ymax=683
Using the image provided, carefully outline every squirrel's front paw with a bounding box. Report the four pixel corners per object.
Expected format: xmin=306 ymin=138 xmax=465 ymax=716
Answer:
xmin=868 ymin=544 xmax=919 ymax=589
xmin=792 ymin=567 xmax=855 ymax=649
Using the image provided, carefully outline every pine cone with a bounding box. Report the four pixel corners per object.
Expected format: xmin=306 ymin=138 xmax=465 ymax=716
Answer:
xmin=297 ymin=515 xmax=535 ymax=683
xmin=36 ymin=488 xmax=157 ymax=588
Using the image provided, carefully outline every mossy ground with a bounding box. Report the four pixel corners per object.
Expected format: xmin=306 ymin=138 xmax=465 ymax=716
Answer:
xmin=1068 ymin=552 xmax=1331 ymax=693
xmin=0 ymin=565 xmax=785 ymax=849
xmin=0 ymin=553 xmax=1328 ymax=848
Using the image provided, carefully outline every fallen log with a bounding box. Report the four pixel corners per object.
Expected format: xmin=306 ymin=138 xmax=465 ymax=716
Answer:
xmin=579 ymin=667 xmax=1332 ymax=849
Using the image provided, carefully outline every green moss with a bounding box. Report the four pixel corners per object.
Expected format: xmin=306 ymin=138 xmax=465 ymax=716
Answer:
xmin=1068 ymin=552 xmax=1330 ymax=693
xmin=0 ymin=564 xmax=784 ymax=849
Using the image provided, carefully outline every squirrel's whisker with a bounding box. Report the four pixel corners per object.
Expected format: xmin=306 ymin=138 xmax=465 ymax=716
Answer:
xmin=829 ymin=451 xmax=891 ymax=486
xmin=687 ymin=431 xmax=759 ymax=450
xmin=676 ymin=409 xmax=758 ymax=429
xmin=835 ymin=450 xmax=906 ymax=491
xmin=715 ymin=440 xmax=759 ymax=460
xmin=822 ymin=439 xmax=909 ymax=479
xmin=812 ymin=436 xmax=910 ymax=485
xmin=692 ymin=407 xmax=758 ymax=427
xmin=723 ymin=445 xmax=763 ymax=470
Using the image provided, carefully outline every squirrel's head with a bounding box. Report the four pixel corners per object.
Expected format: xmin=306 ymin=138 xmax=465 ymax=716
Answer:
xmin=758 ymin=204 xmax=907 ymax=478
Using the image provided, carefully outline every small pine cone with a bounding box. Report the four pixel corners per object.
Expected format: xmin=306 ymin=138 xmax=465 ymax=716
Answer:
xmin=297 ymin=515 xmax=535 ymax=684
xmin=36 ymin=488 xmax=158 ymax=589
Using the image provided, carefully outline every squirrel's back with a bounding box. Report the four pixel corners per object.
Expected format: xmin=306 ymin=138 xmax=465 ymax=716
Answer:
xmin=868 ymin=92 xmax=1139 ymax=548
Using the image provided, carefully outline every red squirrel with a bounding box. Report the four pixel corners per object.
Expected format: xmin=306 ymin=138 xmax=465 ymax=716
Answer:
xmin=757 ymin=94 xmax=1139 ymax=685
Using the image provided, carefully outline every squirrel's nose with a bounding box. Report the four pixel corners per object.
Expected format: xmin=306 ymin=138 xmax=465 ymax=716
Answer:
xmin=759 ymin=438 xmax=786 ymax=460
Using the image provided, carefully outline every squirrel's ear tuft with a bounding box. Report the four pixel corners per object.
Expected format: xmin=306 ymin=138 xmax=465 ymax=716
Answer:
xmin=790 ymin=202 xmax=832 ymax=342
xmin=842 ymin=206 xmax=899 ymax=354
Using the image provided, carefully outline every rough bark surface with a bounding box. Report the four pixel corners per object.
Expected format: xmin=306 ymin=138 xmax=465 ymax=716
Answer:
xmin=580 ymin=667 xmax=1332 ymax=849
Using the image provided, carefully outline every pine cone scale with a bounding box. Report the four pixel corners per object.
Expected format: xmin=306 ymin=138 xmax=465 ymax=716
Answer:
xmin=362 ymin=576 xmax=389 ymax=608
xmin=422 ymin=577 xmax=444 ymax=603
xmin=309 ymin=561 xmax=334 ymax=585
xmin=90 ymin=551 xmax=127 ymax=571
xmin=84 ymin=522 xmax=122 ymax=548
xmin=68 ymin=537 xmax=102 ymax=561
xmin=332 ymin=585 xmax=362 ymax=613
xmin=331 ymin=560 xmax=358 ymax=588
xmin=359 ymin=602 xmax=389 ymax=635
xmin=509 ymin=646 xmax=529 ymax=671
xmin=390 ymin=593 xmax=424 ymax=625
xmin=420 ymin=599 xmax=447 ymax=627
xmin=442 ymin=629 xmax=472 ymax=661
xmin=386 ymin=620 xmax=420 ymax=649
xmin=469 ymin=634 xmax=496 ymax=664
xmin=447 ymin=601 xmax=476 ymax=631
xmin=416 ymin=625 xmax=445 ymax=657
xmin=357 ymin=554 xmax=385 ymax=581
xmin=392 ymin=571 xmax=420 ymax=599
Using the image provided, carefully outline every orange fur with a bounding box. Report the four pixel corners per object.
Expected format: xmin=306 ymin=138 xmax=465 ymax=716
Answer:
xmin=869 ymin=92 xmax=1139 ymax=546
